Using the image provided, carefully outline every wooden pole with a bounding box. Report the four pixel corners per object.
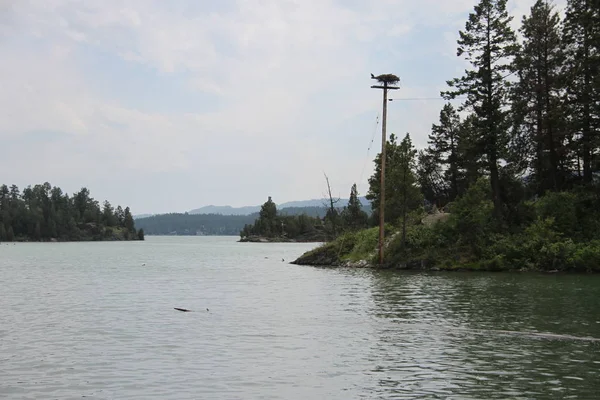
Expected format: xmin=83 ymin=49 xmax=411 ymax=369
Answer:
xmin=371 ymin=78 xmax=399 ymax=265
xmin=379 ymin=82 xmax=388 ymax=265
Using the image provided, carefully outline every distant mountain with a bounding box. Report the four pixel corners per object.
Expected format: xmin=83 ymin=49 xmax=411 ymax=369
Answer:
xmin=188 ymin=205 xmax=261 ymax=215
xmin=133 ymin=213 xmax=154 ymax=220
xmin=188 ymin=197 xmax=369 ymax=216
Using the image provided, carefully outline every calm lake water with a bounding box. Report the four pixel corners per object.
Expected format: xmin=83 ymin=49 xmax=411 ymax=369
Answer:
xmin=1 ymin=236 xmax=599 ymax=399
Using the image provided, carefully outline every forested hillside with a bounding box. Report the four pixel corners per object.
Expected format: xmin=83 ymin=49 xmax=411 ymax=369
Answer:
xmin=0 ymin=183 xmax=143 ymax=242
xmin=134 ymin=213 xmax=258 ymax=236
xmin=134 ymin=204 xmax=369 ymax=236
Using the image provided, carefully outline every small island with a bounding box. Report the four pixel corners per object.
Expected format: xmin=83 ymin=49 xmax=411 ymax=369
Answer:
xmin=0 ymin=182 xmax=144 ymax=242
xmin=239 ymin=196 xmax=327 ymax=242
xmin=239 ymin=190 xmax=369 ymax=243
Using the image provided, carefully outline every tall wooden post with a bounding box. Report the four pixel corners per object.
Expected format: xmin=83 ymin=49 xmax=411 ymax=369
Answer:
xmin=379 ymin=82 xmax=388 ymax=265
xmin=371 ymin=74 xmax=399 ymax=265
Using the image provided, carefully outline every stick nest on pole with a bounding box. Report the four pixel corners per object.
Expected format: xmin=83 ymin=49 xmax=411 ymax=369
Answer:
xmin=374 ymin=74 xmax=400 ymax=85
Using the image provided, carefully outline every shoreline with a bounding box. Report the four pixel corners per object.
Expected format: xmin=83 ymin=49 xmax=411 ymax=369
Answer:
xmin=2 ymin=237 xmax=143 ymax=243
xmin=238 ymin=235 xmax=325 ymax=244
xmin=290 ymin=256 xmax=573 ymax=273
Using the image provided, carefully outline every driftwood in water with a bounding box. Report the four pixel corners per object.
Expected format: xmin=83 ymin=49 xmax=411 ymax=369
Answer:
xmin=174 ymin=307 xmax=191 ymax=312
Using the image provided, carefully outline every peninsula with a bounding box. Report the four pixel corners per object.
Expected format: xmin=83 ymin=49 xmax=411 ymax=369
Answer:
xmin=292 ymin=0 xmax=600 ymax=272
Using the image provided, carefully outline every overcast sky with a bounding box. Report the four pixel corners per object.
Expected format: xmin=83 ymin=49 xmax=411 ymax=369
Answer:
xmin=1 ymin=0 xmax=566 ymax=214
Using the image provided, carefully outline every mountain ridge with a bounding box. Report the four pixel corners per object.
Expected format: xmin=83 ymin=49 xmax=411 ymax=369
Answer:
xmin=187 ymin=197 xmax=369 ymax=216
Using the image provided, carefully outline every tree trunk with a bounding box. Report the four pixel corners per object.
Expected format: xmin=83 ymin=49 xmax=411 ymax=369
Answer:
xmin=485 ymin=11 xmax=502 ymax=218
xmin=536 ymin=72 xmax=545 ymax=195
xmin=582 ymin=37 xmax=592 ymax=183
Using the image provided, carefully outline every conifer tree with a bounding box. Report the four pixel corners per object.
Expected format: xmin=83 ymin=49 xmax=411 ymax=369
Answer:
xmin=392 ymin=134 xmax=423 ymax=247
xmin=341 ymin=183 xmax=368 ymax=231
xmin=427 ymin=103 xmax=462 ymax=200
xmin=442 ymin=0 xmax=518 ymax=217
xmin=512 ymin=0 xmax=566 ymax=194
xmin=562 ymin=0 xmax=600 ymax=183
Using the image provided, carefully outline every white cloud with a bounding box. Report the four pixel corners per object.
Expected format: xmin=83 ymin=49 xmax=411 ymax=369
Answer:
xmin=0 ymin=0 xmax=561 ymax=213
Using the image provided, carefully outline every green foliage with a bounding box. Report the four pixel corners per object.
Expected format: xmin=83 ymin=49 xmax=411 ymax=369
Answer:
xmin=0 ymin=182 xmax=142 ymax=242
xmin=240 ymin=196 xmax=325 ymax=241
xmin=367 ymin=133 xmax=423 ymax=225
xmin=562 ymin=0 xmax=600 ymax=183
xmin=511 ymin=0 xmax=566 ymax=194
xmin=442 ymin=0 xmax=518 ymax=216
xmin=340 ymin=184 xmax=369 ymax=232
xmin=533 ymin=192 xmax=578 ymax=237
xmin=295 ymin=0 xmax=600 ymax=271
xmin=446 ymin=177 xmax=495 ymax=255
xmin=344 ymin=227 xmax=380 ymax=262
xmin=427 ymin=103 xmax=463 ymax=201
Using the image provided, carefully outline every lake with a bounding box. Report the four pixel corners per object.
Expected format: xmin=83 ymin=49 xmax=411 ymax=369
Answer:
xmin=1 ymin=236 xmax=599 ymax=399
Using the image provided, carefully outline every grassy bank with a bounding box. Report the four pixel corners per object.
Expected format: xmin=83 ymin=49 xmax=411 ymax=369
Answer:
xmin=293 ymin=179 xmax=600 ymax=272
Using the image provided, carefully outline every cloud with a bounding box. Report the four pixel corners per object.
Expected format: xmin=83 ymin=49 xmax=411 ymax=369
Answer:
xmin=0 ymin=0 xmax=558 ymax=213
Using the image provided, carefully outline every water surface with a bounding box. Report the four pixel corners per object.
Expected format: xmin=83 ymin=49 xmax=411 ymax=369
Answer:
xmin=1 ymin=236 xmax=599 ymax=399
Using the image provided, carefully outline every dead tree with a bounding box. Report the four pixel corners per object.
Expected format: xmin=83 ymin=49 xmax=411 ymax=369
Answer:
xmin=322 ymin=172 xmax=340 ymax=238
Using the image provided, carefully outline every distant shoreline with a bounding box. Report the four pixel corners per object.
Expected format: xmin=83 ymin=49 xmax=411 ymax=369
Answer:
xmin=238 ymin=235 xmax=324 ymax=243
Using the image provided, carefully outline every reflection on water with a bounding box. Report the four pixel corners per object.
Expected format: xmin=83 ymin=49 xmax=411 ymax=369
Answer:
xmin=365 ymin=271 xmax=600 ymax=399
xmin=1 ymin=237 xmax=599 ymax=399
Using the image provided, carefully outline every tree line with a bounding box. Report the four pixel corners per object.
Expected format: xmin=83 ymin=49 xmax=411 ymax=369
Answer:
xmin=0 ymin=183 xmax=143 ymax=242
xmin=418 ymin=0 xmax=599 ymax=211
xmin=136 ymin=213 xmax=259 ymax=236
xmin=240 ymin=188 xmax=369 ymax=241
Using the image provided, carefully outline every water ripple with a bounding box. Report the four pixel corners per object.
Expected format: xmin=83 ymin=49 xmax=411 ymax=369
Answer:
xmin=1 ymin=237 xmax=599 ymax=399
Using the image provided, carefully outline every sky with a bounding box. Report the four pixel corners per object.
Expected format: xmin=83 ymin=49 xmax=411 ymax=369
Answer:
xmin=0 ymin=0 xmax=567 ymax=214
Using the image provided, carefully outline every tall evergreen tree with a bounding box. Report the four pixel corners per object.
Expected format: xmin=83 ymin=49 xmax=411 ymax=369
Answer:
xmin=417 ymin=150 xmax=448 ymax=209
xmin=341 ymin=183 xmax=368 ymax=231
xmin=562 ymin=0 xmax=600 ymax=183
xmin=102 ymin=201 xmax=117 ymax=227
xmin=427 ymin=103 xmax=463 ymax=200
xmin=124 ymin=207 xmax=135 ymax=233
xmin=367 ymin=133 xmax=401 ymax=223
xmin=442 ymin=0 xmax=518 ymax=217
xmin=258 ymin=196 xmax=278 ymax=236
xmin=456 ymin=114 xmax=485 ymax=188
xmin=393 ymin=134 xmax=424 ymax=247
xmin=368 ymin=133 xmax=423 ymax=230
xmin=512 ymin=0 xmax=566 ymax=194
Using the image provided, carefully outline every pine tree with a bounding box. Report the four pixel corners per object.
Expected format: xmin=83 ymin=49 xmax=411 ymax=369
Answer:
xmin=512 ymin=0 xmax=567 ymax=194
xmin=115 ymin=206 xmax=125 ymax=227
xmin=341 ymin=183 xmax=368 ymax=231
xmin=258 ymin=196 xmax=278 ymax=237
xmin=102 ymin=201 xmax=116 ymax=227
xmin=393 ymin=134 xmax=424 ymax=247
xmin=442 ymin=0 xmax=518 ymax=217
xmin=562 ymin=0 xmax=600 ymax=183
xmin=417 ymin=150 xmax=448 ymax=209
xmin=427 ymin=103 xmax=463 ymax=200
xmin=124 ymin=206 xmax=135 ymax=233
xmin=367 ymin=133 xmax=401 ymax=223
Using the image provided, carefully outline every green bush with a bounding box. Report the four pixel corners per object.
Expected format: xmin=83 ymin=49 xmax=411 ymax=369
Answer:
xmin=533 ymin=192 xmax=578 ymax=237
xmin=345 ymin=227 xmax=379 ymax=262
xmin=570 ymin=241 xmax=600 ymax=272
